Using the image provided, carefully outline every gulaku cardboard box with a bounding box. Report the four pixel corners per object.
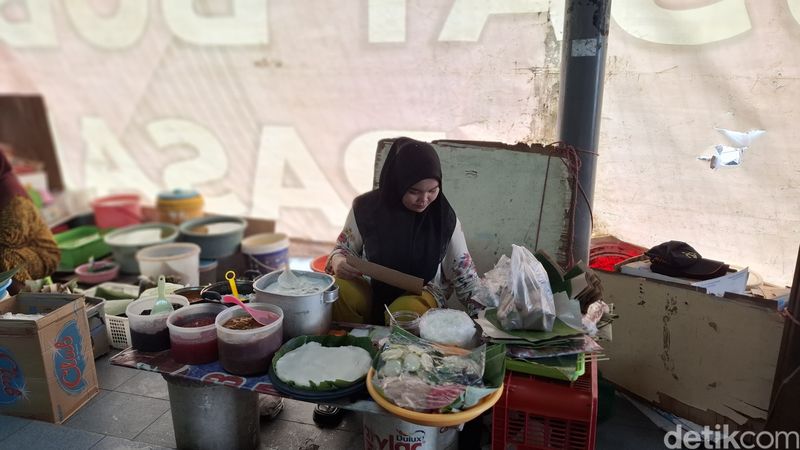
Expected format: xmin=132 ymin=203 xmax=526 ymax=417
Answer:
xmin=0 ymin=293 xmax=99 ymax=423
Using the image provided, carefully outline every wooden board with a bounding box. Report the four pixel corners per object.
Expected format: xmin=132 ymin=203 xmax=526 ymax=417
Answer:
xmin=0 ymin=95 xmax=63 ymax=192
xmin=374 ymin=139 xmax=576 ymax=275
xmin=597 ymin=271 xmax=783 ymax=426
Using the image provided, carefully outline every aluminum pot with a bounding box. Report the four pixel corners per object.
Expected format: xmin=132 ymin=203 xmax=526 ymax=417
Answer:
xmin=252 ymin=270 xmax=338 ymax=339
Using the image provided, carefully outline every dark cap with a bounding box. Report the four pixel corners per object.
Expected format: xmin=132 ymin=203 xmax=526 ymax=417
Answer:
xmin=645 ymin=241 xmax=728 ymax=280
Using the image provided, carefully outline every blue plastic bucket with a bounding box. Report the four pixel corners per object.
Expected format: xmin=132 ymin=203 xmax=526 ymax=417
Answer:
xmin=241 ymin=233 xmax=290 ymax=274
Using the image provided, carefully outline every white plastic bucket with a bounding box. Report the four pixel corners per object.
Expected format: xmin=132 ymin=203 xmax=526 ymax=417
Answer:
xmin=363 ymin=414 xmax=458 ymax=450
xmin=136 ymin=243 xmax=201 ymax=286
xmin=241 ymin=233 xmax=290 ymax=274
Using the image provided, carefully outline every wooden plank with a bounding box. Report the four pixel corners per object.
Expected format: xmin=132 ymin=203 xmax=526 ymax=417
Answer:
xmin=374 ymin=139 xmax=576 ymax=275
xmin=0 ymin=95 xmax=63 ymax=191
xmin=597 ymin=271 xmax=783 ymax=426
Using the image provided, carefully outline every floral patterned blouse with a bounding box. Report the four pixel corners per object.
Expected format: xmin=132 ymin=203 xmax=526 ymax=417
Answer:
xmin=326 ymin=208 xmax=480 ymax=310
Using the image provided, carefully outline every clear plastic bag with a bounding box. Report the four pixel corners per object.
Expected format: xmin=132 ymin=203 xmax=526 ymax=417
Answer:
xmin=371 ymin=327 xmax=487 ymax=413
xmin=496 ymin=244 xmax=556 ymax=331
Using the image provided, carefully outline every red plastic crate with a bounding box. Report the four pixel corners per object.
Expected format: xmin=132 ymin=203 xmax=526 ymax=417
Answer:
xmin=492 ymin=357 xmax=598 ymax=450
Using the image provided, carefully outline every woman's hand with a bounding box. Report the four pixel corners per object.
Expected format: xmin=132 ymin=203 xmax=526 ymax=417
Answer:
xmin=331 ymin=254 xmax=362 ymax=280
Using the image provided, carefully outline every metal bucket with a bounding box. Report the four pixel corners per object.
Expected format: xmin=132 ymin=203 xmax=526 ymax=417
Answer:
xmin=252 ymin=270 xmax=338 ymax=339
xmin=164 ymin=375 xmax=259 ymax=450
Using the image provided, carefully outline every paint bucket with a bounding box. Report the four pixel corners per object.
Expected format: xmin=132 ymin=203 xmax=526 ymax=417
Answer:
xmin=363 ymin=413 xmax=458 ymax=450
xmin=156 ymin=189 xmax=204 ymax=225
xmin=136 ymin=243 xmax=201 ymax=286
xmin=91 ymin=193 xmax=142 ymax=229
xmin=241 ymin=233 xmax=290 ymax=275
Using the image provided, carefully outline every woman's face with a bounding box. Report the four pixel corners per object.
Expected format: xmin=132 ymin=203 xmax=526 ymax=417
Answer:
xmin=402 ymin=178 xmax=440 ymax=212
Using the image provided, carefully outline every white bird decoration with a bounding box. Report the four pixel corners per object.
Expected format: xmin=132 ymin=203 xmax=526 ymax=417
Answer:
xmin=697 ymin=128 xmax=765 ymax=170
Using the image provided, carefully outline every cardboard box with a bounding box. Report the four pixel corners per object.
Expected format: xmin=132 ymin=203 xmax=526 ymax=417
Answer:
xmin=617 ymin=256 xmax=748 ymax=297
xmin=0 ymin=293 xmax=99 ymax=423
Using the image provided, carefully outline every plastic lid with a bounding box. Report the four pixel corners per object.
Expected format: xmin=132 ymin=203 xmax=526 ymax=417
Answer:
xmin=158 ymin=189 xmax=200 ymax=200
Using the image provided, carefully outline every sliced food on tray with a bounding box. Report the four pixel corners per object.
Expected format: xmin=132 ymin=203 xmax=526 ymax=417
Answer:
xmin=274 ymin=341 xmax=372 ymax=388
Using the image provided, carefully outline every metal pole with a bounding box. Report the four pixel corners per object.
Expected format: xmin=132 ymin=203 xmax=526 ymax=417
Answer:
xmin=557 ymin=0 xmax=612 ymax=264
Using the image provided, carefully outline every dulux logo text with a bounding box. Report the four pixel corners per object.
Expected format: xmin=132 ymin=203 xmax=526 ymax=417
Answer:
xmin=0 ymin=347 xmax=24 ymax=404
xmin=53 ymin=320 xmax=86 ymax=394
xmin=364 ymin=425 xmax=427 ymax=450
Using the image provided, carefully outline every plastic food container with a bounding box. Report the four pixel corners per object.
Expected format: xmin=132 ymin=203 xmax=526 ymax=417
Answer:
xmin=241 ymin=233 xmax=290 ymax=274
xmin=179 ymin=215 xmax=247 ymax=260
xmin=74 ymin=261 xmax=120 ymax=284
xmin=167 ymin=303 xmax=226 ymax=365
xmin=215 ymin=303 xmax=283 ymax=376
xmin=135 ymin=243 xmax=201 ymax=286
xmin=104 ymin=223 xmax=179 ymax=274
xmin=156 ymin=189 xmax=204 ymax=225
xmin=126 ymin=294 xmax=190 ymax=352
xmin=91 ymin=193 xmax=142 ymax=229
xmin=54 ymin=225 xmax=111 ymax=271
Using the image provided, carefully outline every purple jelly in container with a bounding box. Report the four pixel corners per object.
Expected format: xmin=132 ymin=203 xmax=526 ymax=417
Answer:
xmin=167 ymin=303 xmax=227 ymax=365
xmin=126 ymin=294 xmax=190 ymax=352
xmin=215 ymin=303 xmax=283 ymax=376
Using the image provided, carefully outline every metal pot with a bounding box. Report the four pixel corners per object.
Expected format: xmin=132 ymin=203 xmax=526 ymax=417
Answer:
xmin=252 ymin=270 xmax=338 ymax=339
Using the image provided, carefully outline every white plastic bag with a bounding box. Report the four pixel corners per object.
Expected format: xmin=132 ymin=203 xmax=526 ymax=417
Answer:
xmin=496 ymin=245 xmax=556 ymax=331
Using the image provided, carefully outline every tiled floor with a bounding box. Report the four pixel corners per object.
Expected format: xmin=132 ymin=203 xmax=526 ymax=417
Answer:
xmin=0 ymin=347 xmax=667 ymax=449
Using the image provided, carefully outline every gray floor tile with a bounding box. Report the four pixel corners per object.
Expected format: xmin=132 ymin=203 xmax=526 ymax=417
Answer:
xmin=259 ymin=419 xmax=321 ymax=449
xmin=279 ymin=399 xmax=362 ymax=432
xmin=278 ymin=398 xmax=316 ymax=425
xmin=115 ymin=371 xmax=170 ymax=400
xmin=133 ymin=409 xmax=176 ymax=449
xmin=2 ymin=420 xmax=103 ymax=450
xmin=596 ymin=423 xmax=667 ymax=450
xmin=91 ymin=435 xmax=173 ymax=450
xmin=315 ymin=429 xmax=363 ymax=450
xmin=95 ymin=356 xmax=138 ymax=390
xmin=64 ymin=391 xmax=170 ymax=440
xmin=0 ymin=414 xmax=33 ymax=441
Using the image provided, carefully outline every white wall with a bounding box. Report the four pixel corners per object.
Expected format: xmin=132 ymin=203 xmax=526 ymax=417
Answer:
xmin=1 ymin=0 xmax=797 ymax=284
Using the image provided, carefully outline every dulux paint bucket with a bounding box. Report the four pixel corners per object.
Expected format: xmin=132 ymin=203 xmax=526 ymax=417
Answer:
xmin=363 ymin=414 xmax=458 ymax=450
xmin=240 ymin=233 xmax=290 ymax=274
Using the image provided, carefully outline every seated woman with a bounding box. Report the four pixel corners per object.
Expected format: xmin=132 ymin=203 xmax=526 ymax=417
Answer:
xmin=326 ymin=137 xmax=482 ymax=324
xmin=0 ymin=147 xmax=60 ymax=294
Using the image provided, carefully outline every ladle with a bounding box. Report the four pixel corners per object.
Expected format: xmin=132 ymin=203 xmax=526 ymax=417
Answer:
xmin=221 ymin=294 xmax=279 ymax=326
xmin=151 ymin=275 xmax=174 ymax=315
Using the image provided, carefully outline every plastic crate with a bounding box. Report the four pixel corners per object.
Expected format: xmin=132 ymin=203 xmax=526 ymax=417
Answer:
xmin=492 ymin=357 xmax=598 ymax=450
xmin=106 ymin=314 xmax=131 ymax=350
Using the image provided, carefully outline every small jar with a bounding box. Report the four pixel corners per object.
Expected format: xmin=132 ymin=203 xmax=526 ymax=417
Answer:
xmin=156 ymin=189 xmax=204 ymax=225
xmin=391 ymin=310 xmax=421 ymax=336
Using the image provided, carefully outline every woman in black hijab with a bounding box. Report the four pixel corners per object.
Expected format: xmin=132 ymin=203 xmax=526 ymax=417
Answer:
xmin=326 ymin=137 xmax=480 ymax=324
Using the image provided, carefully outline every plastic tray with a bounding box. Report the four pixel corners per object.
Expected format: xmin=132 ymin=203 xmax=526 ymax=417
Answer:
xmin=54 ymin=226 xmax=111 ymax=271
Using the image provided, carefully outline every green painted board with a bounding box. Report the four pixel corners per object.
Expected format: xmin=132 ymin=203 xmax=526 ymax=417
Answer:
xmin=375 ymin=139 xmax=576 ymax=275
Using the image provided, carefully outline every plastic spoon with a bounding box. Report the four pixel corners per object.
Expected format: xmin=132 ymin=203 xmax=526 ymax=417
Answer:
xmin=225 ymin=270 xmax=240 ymax=299
xmin=221 ymin=295 xmax=279 ymax=326
xmin=151 ymin=275 xmax=174 ymax=315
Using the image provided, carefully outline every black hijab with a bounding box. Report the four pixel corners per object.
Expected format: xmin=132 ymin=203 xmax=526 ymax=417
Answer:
xmin=353 ymin=138 xmax=457 ymax=322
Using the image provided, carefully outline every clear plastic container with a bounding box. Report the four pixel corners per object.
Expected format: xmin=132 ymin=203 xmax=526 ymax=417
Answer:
xmin=215 ymin=303 xmax=283 ymax=376
xmin=167 ymin=303 xmax=226 ymax=364
xmin=126 ymin=294 xmax=190 ymax=352
xmin=135 ymin=243 xmax=201 ymax=286
xmin=390 ymin=310 xmax=421 ymax=336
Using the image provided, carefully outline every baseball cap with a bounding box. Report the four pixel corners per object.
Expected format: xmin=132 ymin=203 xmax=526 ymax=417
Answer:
xmin=645 ymin=241 xmax=729 ymax=280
